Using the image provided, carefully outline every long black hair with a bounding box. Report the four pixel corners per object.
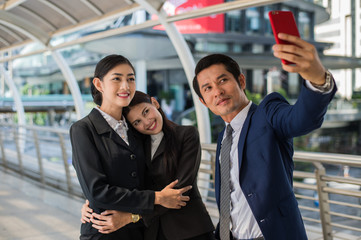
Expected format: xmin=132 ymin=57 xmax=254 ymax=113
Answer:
xmin=123 ymin=91 xmax=178 ymax=179
xmin=91 ymin=54 xmax=135 ymax=105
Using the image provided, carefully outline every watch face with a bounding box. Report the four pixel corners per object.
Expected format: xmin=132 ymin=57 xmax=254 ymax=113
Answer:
xmin=132 ymin=214 xmax=140 ymax=223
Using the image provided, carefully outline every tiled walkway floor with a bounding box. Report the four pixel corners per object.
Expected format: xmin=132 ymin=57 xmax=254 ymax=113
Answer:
xmin=0 ymin=169 xmax=358 ymax=240
xmin=0 ymin=170 xmax=82 ymax=240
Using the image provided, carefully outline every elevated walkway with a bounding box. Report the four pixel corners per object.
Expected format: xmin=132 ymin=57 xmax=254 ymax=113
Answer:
xmin=0 ymin=168 xmax=356 ymax=240
xmin=0 ymin=170 xmax=82 ymax=240
xmin=0 ymin=169 xmax=325 ymax=240
xmin=1 ymin=123 xmax=361 ymax=239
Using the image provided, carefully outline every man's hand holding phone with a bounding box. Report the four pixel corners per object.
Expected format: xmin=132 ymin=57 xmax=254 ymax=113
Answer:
xmin=269 ymin=10 xmax=300 ymax=65
xmin=269 ymin=11 xmax=326 ymax=85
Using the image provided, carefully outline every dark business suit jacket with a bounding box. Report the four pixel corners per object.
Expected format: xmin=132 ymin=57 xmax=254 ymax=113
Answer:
xmin=143 ymin=125 xmax=214 ymax=240
xmin=70 ymin=108 xmax=155 ymax=239
xmin=214 ymin=82 xmax=337 ymax=240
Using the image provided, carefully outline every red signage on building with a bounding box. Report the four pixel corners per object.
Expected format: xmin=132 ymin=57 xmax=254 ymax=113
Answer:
xmin=153 ymin=0 xmax=224 ymax=34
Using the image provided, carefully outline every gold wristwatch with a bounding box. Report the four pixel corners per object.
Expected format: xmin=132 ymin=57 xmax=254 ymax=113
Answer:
xmin=131 ymin=213 xmax=141 ymax=223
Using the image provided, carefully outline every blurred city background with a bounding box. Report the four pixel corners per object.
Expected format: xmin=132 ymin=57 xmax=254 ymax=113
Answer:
xmin=0 ymin=0 xmax=361 ymax=239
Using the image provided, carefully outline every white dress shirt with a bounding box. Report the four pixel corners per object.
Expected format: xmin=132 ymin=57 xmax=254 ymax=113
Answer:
xmin=95 ymin=107 xmax=129 ymax=145
xmin=150 ymin=131 xmax=164 ymax=160
xmin=305 ymin=79 xmax=334 ymax=94
xmin=221 ymin=101 xmax=263 ymax=239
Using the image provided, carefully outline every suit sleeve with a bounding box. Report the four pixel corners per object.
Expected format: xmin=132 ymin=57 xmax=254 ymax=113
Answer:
xmin=142 ymin=126 xmax=202 ymax=226
xmin=262 ymin=79 xmax=337 ymax=139
xmin=174 ymin=126 xmax=201 ymax=188
xmin=70 ymin=122 xmax=155 ymax=214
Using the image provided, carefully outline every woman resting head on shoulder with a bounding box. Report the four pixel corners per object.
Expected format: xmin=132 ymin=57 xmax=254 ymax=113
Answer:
xmin=82 ymin=91 xmax=215 ymax=240
xmin=71 ymin=55 xmax=192 ymax=240
xmin=123 ymin=91 xmax=178 ymax=180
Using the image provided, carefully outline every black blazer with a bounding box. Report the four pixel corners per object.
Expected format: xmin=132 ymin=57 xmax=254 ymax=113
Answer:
xmin=70 ymin=109 xmax=155 ymax=239
xmin=142 ymin=125 xmax=214 ymax=240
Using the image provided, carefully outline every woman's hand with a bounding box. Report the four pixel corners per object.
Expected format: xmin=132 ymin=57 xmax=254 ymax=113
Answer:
xmin=155 ymin=179 xmax=192 ymax=209
xmin=81 ymin=199 xmax=93 ymax=223
xmin=91 ymin=210 xmax=132 ymax=234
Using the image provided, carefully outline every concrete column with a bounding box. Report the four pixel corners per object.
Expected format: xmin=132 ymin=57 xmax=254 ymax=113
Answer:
xmin=0 ymin=64 xmax=25 ymax=126
xmin=134 ymin=0 xmax=212 ymax=200
xmin=0 ymin=63 xmax=26 ymax=153
xmin=135 ymin=60 xmax=147 ymax=93
xmin=133 ymin=0 xmax=211 ymax=145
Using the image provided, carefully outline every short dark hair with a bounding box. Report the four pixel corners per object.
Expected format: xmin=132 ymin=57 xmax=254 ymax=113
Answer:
xmin=91 ymin=54 xmax=135 ymax=106
xmin=192 ymin=54 xmax=242 ymax=100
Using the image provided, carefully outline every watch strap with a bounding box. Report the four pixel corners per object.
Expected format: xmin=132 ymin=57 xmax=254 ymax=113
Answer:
xmin=312 ymin=70 xmax=333 ymax=92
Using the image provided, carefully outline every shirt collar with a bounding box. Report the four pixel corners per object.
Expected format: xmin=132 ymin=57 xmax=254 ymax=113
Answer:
xmin=151 ymin=131 xmax=164 ymax=144
xmin=227 ymin=101 xmax=252 ymax=132
xmin=95 ymin=107 xmax=128 ymax=131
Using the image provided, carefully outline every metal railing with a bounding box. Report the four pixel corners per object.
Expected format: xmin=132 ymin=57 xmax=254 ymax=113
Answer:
xmin=1 ymin=123 xmax=361 ymax=239
xmin=201 ymin=144 xmax=361 ymax=240
xmin=0 ymin=123 xmax=81 ymax=197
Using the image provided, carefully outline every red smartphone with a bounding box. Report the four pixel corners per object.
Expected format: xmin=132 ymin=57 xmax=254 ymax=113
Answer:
xmin=268 ymin=10 xmax=300 ymax=65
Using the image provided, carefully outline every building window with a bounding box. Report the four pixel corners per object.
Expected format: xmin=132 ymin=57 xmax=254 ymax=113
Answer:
xmin=264 ymin=44 xmax=272 ymax=52
xmin=242 ymin=43 xmax=253 ymax=52
xmin=264 ymin=6 xmax=275 ymax=36
xmin=207 ymin=42 xmax=229 ymax=52
xmin=194 ymin=42 xmax=228 ymax=53
xmin=281 ymin=5 xmax=292 ymax=11
xmin=246 ymin=7 xmax=261 ymax=35
xmin=298 ymin=11 xmax=312 ymax=39
xmin=232 ymin=44 xmax=242 ymax=53
xmin=225 ymin=10 xmax=242 ymax=32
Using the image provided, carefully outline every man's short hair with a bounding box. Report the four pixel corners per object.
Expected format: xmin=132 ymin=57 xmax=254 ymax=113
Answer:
xmin=192 ymin=54 xmax=242 ymax=100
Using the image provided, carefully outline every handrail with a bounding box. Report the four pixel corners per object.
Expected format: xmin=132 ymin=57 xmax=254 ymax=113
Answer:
xmin=294 ymin=151 xmax=361 ymax=167
xmin=201 ymin=143 xmax=361 ymax=240
xmin=0 ymin=124 xmax=361 ymax=239
xmin=0 ymin=122 xmax=69 ymax=134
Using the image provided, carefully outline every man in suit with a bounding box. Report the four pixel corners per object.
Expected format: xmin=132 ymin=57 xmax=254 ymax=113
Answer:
xmin=192 ymin=33 xmax=337 ymax=240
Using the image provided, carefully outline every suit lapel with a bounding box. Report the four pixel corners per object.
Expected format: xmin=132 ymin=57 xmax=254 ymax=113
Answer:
xmin=88 ymin=108 xmax=132 ymax=150
xmin=152 ymin=137 xmax=165 ymax=161
xmin=110 ymin=130 xmax=130 ymax=149
xmin=144 ymin=136 xmax=152 ymax=168
xmin=237 ymin=103 xmax=257 ymax=173
xmin=127 ymin=126 xmax=140 ymax=152
xmin=215 ymin=128 xmax=224 ymax=208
